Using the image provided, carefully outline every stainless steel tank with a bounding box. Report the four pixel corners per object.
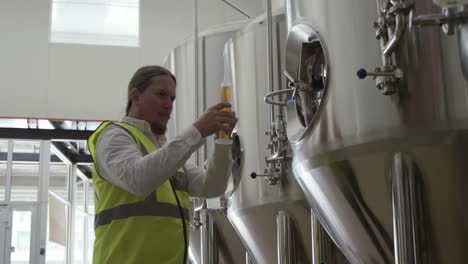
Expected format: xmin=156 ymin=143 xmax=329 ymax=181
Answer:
xmin=283 ymin=0 xmax=468 ymax=263
xmin=164 ymin=21 xmax=250 ymax=264
xmin=225 ymin=9 xmax=346 ymax=264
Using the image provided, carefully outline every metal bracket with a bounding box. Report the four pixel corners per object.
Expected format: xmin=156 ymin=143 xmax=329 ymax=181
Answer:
xmin=264 ymin=88 xmax=295 ymax=106
xmin=410 ymin=5 xmax=468 ymax=35
xmin=357 ymin=1 xmax=468 ymax=94
xmin=410 ymin=4 xmax=468 ymax=79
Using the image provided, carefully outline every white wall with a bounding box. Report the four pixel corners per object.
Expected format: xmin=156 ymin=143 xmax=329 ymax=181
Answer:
xmin=0 ymin=0 xmax=263 ymax=121
xmin=0 ymin=0 xmax=50 ymax=119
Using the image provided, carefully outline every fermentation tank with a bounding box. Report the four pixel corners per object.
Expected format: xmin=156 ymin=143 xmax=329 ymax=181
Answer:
xmin=282 ymin=0 xmax=468 ymax=263
xmin=225 ymin=9 xmax=347 ymax=264
xmin=164 ymin=21 xmax=249 ymax=264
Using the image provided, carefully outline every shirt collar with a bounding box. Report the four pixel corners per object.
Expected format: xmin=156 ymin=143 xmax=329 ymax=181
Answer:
xmin=120 ymin=116 xmax=167 ymax=146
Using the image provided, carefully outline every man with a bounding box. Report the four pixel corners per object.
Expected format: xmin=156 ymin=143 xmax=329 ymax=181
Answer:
xmin=88 ymin=65 xmax=237 ymax=263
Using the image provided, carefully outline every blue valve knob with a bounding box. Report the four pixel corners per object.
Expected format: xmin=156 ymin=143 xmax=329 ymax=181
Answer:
xmin=357 ymin=68 xmax=368 ymax=79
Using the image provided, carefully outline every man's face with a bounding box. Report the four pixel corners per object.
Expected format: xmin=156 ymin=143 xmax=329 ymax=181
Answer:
xmin=137 ymin=75 xmax=176 ymax=134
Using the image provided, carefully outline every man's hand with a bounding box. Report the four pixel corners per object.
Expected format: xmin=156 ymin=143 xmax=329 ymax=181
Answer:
xmin=193 ymin=102 xmax=238 ymax=138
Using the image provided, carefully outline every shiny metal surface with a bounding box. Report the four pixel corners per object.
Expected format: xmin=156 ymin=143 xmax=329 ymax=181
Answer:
xmin=459 ymin=15 xmax=468 ymax=78
xmin=410 ymin=4 xmax=468 ymax=79
xmin=285 ymin=23 xmax=327 ymax=143
xmin=276 ymin=211 xmax=294 ymax=264
xmin=226 ymin=133 xmax=242 ymax=198
xmin=285 ymin=24 xmax=324 ymax=85
xmin=189 ymin=210 xmax=246 ymax=264
xmin=246 ymin=252 xmax=254 ymax=264
xmin=226 ymin=10 xmax=347 ymax=264
xmin=391 ymin=153 xmax=426 ymax=264
xmin=226 ymin=11 xmax=312 ymax=264
xmin=165 ymin=21 xmax=249 ymax=264
xmin=285 ymin=0 xmax=468 ymax=263
xmin=311 ymin=212 xmax=345 ymax=264
xmin=201 ymin=211 xmax=216 ymax=264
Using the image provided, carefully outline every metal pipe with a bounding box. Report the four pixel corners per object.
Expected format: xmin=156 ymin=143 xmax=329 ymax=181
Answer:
xmin=277 ymin=211 xmax=295 ymax=264
xmin=408 ymin=159 xmax=422 ymax=264
xmin=5 ymin=140 xmax=13 ymax=202
xmin=266 ymin=0 xmax=275 ymax=126
xmin=285 ymin=0 xmax=301 ymax=31
xmin=310 ymin=211 xmax=321 ymax=264
xmin=67 ymin=164 xmax=76 ymax=264
xmin=220 ymin=0 xmax=251 ymax=19
xmin=201 ymin=210 xmax=214 ymax=264
xmin=211 ymin=220 xmax=219 ymax=264
xmin=264 ymin=88 xmax=295 ymax=106
xmin=35 ymin=140 xmax=51 ymax=264
xmin=194 ymin=0 xmax=201 ymax=166
xmin=458 ymin=12 xmax=468 ymax=79
xmin=392 ymin=153 xmax=421 ymax=264
xmin=383 ymin=13 xmax=406 ymax=55
xmin=245 ymin=251 xmax=254 ymax=264
xmin=285 ymin=0 xmax=293 ymax=31
xmin=376 ymin=0 xmax=391 ymax=67
xmin=275 ymin=21 xmax=286 ymax=120
xmin=311 ymin=209 xmax=350 ymax=264
xmin=201 ymin=38 xmax=208 ymax=161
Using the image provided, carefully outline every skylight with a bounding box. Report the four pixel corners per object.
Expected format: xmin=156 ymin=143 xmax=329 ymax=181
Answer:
xmin=50 ymin=0 xmax=139 ymax=47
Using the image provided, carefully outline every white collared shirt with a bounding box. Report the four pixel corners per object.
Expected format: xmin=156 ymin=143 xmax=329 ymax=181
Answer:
xmin=95 ymin=116 xmax=233 ymax=198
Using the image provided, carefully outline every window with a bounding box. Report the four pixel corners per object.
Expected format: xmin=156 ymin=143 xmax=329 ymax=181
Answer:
xmin=0 ymin=141 xmax=7 ymax=201
xmin=73 ymin=213 xmax=85 ymax=263
xmin=49 ymin=163 xmax=70 ymax=201
xmin=76 ymin=177 xmax=85 ymax=212
xmin=72 ymin=173 xmax=95 ymax=263
xmin=86 ymin=182 xmax=95 ymax=263
xmin=11 ymin=141 xmax=41 ymax=202
xmin=47 ymin=194 xmax=69 ymax=264
xmin=50 ymin=0 xmax=140 ymax=47
xmin=11 ymin=210 xmax=33 ymax=264
xmin=87 ymin=216 xmax=95 ymax=263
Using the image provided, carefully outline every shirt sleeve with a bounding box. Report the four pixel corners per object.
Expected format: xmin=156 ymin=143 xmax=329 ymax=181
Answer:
xmin=186 ymin=139 xmax=233 ymax=198
xmin=95 ymin=124 xmax=204 ymax=196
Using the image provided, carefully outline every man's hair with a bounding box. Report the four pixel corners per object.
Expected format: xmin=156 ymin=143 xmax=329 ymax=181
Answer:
xmin=126 ymin=65 xmax=177 ymax=115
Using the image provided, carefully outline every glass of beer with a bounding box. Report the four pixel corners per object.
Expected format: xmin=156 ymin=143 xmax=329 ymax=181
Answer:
xmin=219 ymin=82 xmax=232 ymax=139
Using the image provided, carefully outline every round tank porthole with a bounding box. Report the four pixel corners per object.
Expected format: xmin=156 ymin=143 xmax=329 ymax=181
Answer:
xmin=225 ymin=132 xmax=243 ymax=198
xmin=285 ymin=24 xmax=328 ymax=142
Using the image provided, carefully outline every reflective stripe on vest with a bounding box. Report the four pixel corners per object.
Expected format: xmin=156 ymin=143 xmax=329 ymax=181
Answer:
xmin=94 ymin=190 xmax=189 ymax=229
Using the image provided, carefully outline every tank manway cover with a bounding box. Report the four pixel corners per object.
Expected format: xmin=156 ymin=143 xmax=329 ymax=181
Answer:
xmin=285 ymin=24 xmax=328 ymax=142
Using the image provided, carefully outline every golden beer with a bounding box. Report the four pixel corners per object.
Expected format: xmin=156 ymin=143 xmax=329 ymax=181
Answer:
xmin=219 ymin=83 xmax=231 ymax=139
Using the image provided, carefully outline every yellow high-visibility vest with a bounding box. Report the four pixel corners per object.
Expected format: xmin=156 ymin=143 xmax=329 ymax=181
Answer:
xmin=88 ymin=121 xmax=190 ymax=264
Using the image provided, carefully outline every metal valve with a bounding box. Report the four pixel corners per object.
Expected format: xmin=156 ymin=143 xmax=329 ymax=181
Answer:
xmin=361 ymin=0 xmax=468 ymax=91
xmin=357 ymin=67 xmax=404 ymax=95
xmin=357 ymin=68 xmax=403 ymax=79
xmin=250 ymin=168 xmax=280 ymax=185
xmin=358 ymin=0 xmax=408 ymax=95
xmin=250 ymin=172 xmax=272 ymax=179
